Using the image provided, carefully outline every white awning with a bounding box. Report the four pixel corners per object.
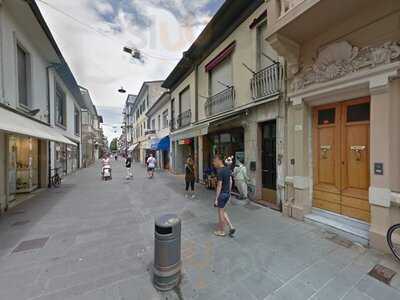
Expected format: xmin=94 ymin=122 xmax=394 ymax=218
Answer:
xmin=0 ymin=107 xmax=76 ymax=146
xmin=128 ymin=143 xmax=138 ymax=152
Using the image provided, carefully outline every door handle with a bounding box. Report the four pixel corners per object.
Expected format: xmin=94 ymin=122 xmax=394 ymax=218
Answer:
xmin=320 ymin=145 xmax=331 ymax=159
xmin=350 ymin=145 xmax=366 ymax=161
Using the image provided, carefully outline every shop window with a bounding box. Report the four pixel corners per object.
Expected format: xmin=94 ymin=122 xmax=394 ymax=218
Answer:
xmin=158 ymin=115 xmax=161 ymax=131
xmin=318 ymin=108 xmax=335 ymax=125
xmin=151 ymin=119 xmax=156 ymax=130
xmin=347 ymin=102 xmax=370 ymax=122
xmin=55 ymin=83 xmax=66 ymax=127
xmin=17 ymin=44 xmax=31 ymax=108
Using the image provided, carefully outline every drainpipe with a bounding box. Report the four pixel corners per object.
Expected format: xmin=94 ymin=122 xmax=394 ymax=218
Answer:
xmin=46 ymin=65 xmax=53 ymax=187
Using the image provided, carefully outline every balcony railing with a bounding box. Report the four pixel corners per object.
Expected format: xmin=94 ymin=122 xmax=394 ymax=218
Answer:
xmin=250 ymin=63 xmax=282 ymax=101
xmin=177 ymin=109 xmax=191 ymax=128
xmin=205 ymin=86 xmax=235 ymax=117
xmin=279 ymin=0 xmax=305 ymax=17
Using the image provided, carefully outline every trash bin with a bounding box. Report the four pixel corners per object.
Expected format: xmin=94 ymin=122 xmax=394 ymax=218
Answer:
xmin=153 ymin=213 xmax=181 ymax=291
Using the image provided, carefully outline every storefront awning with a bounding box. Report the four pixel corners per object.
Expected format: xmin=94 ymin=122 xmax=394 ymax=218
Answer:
xmin=0 ymin=107 xmax=76 ymax=145
xmin=128 ymin=143 xmax=138 ymax=152
xmin=151 ymin=136 xmax=170 ymax=151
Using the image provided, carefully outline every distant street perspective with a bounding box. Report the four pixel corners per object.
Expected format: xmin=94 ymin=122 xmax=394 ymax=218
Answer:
xmin=1 ymin=0 xmax=400 ymax=299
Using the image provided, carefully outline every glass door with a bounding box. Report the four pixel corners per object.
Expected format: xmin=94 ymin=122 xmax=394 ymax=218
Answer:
xmin=8 ymin=136 xmax=17 ymax=201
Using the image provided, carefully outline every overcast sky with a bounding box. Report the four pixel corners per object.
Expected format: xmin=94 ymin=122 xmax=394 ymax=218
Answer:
xmin=37 ymin=0 xmax=224 ymax=140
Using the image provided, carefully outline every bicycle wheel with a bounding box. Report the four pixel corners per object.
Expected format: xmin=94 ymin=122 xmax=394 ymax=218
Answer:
xmin=53 ymin=175 xmax=61 ymax=188
xmin=387 ymin=223 xmax=400 ymax=262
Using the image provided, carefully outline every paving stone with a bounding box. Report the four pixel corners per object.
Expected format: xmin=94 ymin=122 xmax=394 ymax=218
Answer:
xmin=0 ymin=162 xmax=397 ymax=300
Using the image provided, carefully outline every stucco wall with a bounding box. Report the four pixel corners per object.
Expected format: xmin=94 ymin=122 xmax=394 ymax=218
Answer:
xmin=197 ymin=5 xmax=276 ymax=121
xmin=1 ymin=4 xmax=50 ymax=123
xmin=170 ymin=71 xmax=196 ymax=124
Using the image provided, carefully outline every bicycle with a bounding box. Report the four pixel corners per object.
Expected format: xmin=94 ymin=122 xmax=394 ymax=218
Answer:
xmin=387 ymin=223 xmax=400 ymax=262
xmin=50 ymin=168 xmax=62 ymax=188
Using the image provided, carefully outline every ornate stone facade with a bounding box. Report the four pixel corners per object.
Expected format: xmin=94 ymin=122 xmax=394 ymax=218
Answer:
xmin=291 ymin=40 xmax=400 ymax=91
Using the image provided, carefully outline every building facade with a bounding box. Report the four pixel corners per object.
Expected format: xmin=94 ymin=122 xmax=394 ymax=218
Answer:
xmin=80 ymin=87 xmax=102 ymax=167
xmin=146 ymin=92 xmax=171 ymax=170
xmin=129 ymin=81 xmax=166 ymax=163
xmin=265 ymin=0 xmax=400 ymax=250
xmin=163 ymin=0 xmax=285 ymax=207
xmin=0 ymin=0 xmax=88 ymax=211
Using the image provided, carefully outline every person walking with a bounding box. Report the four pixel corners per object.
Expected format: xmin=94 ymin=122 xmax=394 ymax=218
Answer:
xmin=184 ymin=157 xmax=196 ymax=198
xmin=213 ymin=154 xmax=236 ymax=237
xmin=125 ymin=154 xmax=133 ymax=179
xmin=147 ymin=154 xmax=156 ymax=178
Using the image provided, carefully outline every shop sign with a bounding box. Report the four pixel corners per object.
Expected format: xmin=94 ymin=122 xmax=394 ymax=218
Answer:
xmin=179 ymin=139 xmax=192 ymax=145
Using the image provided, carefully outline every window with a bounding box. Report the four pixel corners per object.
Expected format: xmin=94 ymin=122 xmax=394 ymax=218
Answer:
xmin=257 ymin=21 xmax=270 ymax=70
xmin=209 ymin=57 xmax=232 ymax=96
xmin=55 ymin=83 xmax=66 ymax=126
xmin=151 ymin=119 xmax=156 ymax=130
xmin=74 ymin=106 xmax=80 ymax=135
xmin=17 ymin=44 xmax=30 ymax=107
xmin=158 ymin=115 xmax=161 ymax=131
xmin=162 ymin=109 xmax=168 ymax=129
xmin=179 ymin=87 xmax=191 ymax=114
xmin=347 ymin=103 xmax=370 ymax=122
xmin=318 ymin=108 xmax=335 ymax=125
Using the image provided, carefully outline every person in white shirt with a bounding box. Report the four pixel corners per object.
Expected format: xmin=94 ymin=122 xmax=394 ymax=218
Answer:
xmin=146 ymin=154 xmax=156 ymax=178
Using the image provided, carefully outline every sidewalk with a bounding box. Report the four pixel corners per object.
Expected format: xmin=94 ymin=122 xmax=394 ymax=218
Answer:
xmin=0 ymin=161 xmax=399 ymax=300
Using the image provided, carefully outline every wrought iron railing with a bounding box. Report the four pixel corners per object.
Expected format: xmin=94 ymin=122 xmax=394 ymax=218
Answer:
xmin=177 ymin=109 xmax=191 ymax=128
xmin=250 ymin=63 xmax=282 ymax=101
xmin=205 ymin=86 xmax=235 ymax=117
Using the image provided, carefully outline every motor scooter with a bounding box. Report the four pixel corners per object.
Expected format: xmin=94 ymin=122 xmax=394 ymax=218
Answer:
xmin=102 ymin=165 xmax=112 ymax=181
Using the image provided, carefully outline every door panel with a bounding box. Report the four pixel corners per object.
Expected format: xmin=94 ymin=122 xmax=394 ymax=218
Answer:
xmin=313 ymin=97 xmax=370 ymax=223
xmin=313 ymin=104 xmax=340 ymax=205
xmin=261 ymin=120 xmax=277 ymax=204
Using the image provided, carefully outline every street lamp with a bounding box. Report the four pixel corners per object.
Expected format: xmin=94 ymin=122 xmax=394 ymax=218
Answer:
xmin=118 ymin=87 xmax=126 ymax=94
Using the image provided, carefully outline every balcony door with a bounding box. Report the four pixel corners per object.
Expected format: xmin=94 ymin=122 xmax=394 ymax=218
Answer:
xmin=313 ymin=97 xmax=370 ymax=222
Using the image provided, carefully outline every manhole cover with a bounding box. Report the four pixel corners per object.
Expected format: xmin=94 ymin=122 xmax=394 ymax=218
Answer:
xmin=11 ymin=220 xmax=30 ymax=227
xmin=12 ymin=237 xmax=49 ymax=253
xmin=368 ymin=264 xmax=397 ymax=285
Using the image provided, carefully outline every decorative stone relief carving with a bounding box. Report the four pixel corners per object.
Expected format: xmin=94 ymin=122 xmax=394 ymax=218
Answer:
xmin=291 ymin=40 xmax=400 ymax=91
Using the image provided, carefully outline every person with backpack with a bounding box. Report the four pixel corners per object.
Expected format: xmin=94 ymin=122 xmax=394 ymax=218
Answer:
xmin=185 ymin=157 xmax=196 ymax=198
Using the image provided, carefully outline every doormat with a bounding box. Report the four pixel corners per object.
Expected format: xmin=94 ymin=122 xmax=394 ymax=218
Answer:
xmin=368 ymin=264 xmax=397 ymax=285
xmin=12 ymin=237 xmax=49 ymax=253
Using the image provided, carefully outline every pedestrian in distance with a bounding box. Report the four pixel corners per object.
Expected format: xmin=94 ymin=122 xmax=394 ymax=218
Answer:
xmin=147 ymin=153 xmax=156 ymax=178
xmin=125 ymin=154 xmax=133 ymax=179
xmin=185 ymin=157 xmax=196 ymax=198
xmin=213 ymin=154 xmax=236 ymax=237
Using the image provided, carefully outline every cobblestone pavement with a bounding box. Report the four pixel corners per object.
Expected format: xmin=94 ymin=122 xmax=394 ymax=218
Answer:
xmin=0 ymin=161 xmax=400 ymax=300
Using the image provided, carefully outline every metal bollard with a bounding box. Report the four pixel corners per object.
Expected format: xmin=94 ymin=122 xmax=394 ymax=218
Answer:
xmin=153 ymin=213 xmax=181 ymax=291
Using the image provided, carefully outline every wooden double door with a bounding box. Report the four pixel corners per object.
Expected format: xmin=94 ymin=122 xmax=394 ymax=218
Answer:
xmin=313 ymin=97 xmax=370 ymax=223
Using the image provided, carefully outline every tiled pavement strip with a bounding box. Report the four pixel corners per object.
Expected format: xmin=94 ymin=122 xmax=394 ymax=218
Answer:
xmin=0 ymin=162 xmax=399 ymax=300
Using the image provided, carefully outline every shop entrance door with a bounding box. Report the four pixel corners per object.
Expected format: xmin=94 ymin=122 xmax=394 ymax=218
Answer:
xmin=261 ymin=120 xmax=277 ymax=205
xmin=313 ymin=97 xmax=370 ymax=223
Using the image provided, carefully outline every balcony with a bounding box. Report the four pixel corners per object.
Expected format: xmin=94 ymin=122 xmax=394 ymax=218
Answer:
xmin=205 ymin=87 xmax=235 ymax=117
xmin=267 ymin=0 xmax=373 ymax=43
xmin=177 ymin=109 xmax=192 ymax=128
xmin=250 ymin=63 xmax=282 ymax=101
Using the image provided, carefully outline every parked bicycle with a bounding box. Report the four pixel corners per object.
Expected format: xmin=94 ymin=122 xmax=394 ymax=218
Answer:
xmin=50 ymin=168 xmax=62 ymax=188
xmin=387 ymin=223 xmax=400 ymax=262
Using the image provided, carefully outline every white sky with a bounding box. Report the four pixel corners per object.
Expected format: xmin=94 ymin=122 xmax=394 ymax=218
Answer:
xmin=37 ymin=0 xmax=223 ymax=140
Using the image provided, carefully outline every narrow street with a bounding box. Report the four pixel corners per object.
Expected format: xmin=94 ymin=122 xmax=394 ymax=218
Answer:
xmin=0 ymin=162 xmax=398 ymax=300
